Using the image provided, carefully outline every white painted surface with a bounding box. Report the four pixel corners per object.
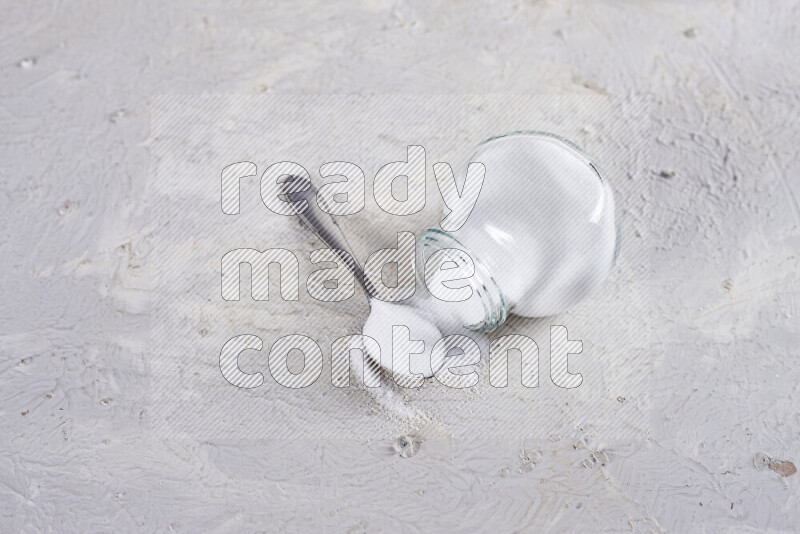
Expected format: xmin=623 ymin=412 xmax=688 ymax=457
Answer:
xmin=1 ymin=1 xmax=799 ymax=532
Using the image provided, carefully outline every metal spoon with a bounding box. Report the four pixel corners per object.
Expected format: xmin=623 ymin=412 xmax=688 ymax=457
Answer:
xmin=282 ymin=176 xmax=373 ymax=301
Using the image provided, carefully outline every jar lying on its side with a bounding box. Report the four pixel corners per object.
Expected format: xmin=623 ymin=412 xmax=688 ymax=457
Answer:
xmin=418 ymin=131 xmax=620 ymax=332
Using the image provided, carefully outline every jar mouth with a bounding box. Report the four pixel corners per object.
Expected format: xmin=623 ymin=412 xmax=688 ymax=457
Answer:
xmin=417 ymin=228 xmax=508 ymax=332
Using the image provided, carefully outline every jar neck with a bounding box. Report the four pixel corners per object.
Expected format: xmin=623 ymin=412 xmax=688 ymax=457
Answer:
xmin=417 ymin=228 xmax=508 ymax=332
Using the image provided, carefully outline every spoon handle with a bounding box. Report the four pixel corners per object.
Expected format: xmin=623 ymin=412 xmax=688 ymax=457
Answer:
xmin=284 ymin=177 xmax=371 ymax=297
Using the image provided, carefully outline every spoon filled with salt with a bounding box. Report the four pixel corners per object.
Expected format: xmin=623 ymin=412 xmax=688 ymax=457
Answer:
xmin=283 ymin=176 xmax=446 ymax=382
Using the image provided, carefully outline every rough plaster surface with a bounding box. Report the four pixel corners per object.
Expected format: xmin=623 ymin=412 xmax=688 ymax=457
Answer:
xmin=1 ymin=1 xmax=799 ymax=532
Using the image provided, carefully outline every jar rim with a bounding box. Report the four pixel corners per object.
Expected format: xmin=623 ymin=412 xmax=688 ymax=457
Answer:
xmin=417 ymin=228 xmax=508 ymax=333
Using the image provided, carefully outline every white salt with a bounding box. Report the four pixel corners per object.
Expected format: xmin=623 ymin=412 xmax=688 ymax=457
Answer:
xmin=363 ymin=298 xmax=445 ymax=379
xmin=362 ymin=290 xmax=492 ymax=382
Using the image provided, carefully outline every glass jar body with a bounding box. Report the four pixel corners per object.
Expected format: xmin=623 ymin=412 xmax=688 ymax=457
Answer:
xmin=418 ymin=131 xmax=618 ymax=331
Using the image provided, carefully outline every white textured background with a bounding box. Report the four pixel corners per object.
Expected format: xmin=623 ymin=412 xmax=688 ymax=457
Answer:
xmin=1 ymin=1 xmax=799 ymax=532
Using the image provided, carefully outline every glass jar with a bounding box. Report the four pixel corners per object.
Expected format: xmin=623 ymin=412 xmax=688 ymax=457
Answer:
xmin=417 ymin=131 xmax=620 ymax=332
